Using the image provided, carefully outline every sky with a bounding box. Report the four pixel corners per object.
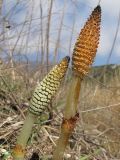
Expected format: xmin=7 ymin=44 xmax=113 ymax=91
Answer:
xmin=1 ymin=0 xmax=120 ymax=66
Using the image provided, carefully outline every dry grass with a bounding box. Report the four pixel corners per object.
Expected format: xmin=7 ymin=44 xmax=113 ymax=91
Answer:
xmin=0 ymin=65 xmax=120 ymax=160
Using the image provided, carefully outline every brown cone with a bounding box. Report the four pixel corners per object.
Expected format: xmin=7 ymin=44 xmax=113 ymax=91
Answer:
xmin=72 ymin=5 xmax=101 ymax=77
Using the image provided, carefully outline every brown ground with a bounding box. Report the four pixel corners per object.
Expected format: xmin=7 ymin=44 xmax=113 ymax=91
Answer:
xmin=0 ymin=65 xmax=120 ymax=160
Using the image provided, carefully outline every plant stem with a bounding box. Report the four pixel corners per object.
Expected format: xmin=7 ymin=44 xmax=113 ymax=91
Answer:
xmin=53 ymin=75 xmax=81 ymax=160
xmin=53 ymin=113 xmax=79 ymax=160
xmin=64 ymin=75 xmax=82 ymax=119
xmin=12 ymin=112 xmax=37 ymax=160
xmin=53 ymin=122 xmax=71 ymax=160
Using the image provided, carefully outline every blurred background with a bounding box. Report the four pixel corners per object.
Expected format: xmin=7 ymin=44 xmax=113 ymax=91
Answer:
xmin=0 ymin=0 xmax=120 ymax=68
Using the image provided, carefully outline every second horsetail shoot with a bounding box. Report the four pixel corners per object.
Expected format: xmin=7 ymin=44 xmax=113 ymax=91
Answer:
xmin=12 ymin=56 xmax=70 ymax=160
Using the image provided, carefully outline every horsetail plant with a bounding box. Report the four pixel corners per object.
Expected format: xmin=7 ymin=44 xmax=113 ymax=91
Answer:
xmin=12 ymin=56 xmax=70 ymax=160
xmin=53 ymin=5 xmax=101 ymax=160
